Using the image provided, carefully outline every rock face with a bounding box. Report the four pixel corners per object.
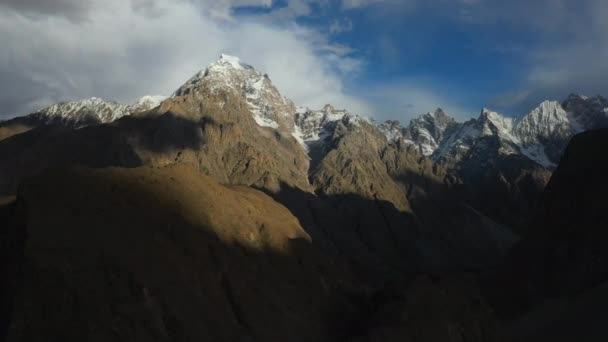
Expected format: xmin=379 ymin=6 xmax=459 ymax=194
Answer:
xmin=493 ymin=128 xmax=608 ymax=312
xmin=293 ymin=104 xmax=353 ymax=147
xmin=153 ymin=55 xmax=311 ymax=192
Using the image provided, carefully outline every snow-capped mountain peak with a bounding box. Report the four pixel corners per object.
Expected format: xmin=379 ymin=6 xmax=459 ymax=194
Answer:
xmin=293 ymin=104 xmax=358 ymax=148
xmin=380 ymin=108 xmax=459 ymax=156
xmin=173 ymin=54 xmax=295 ymax=131
xmin=479 ymin=108 xmax=518 ymax=142
xmin=514 ymin=100 xmax=571 ymax=144
xmin=217 ymin=53 xmax=247 ymax=70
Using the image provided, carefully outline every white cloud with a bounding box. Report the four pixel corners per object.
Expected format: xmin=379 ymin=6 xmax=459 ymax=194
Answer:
xmin=0 ymin=0 xmax=367 ymax=118
xmin=342 ymin=0 xmax=394 ymax=9
xmin=484 ymin=0 xmax=608 ymax=110
xmin=329 ymin=17 xmax=353 ymax=33
xmin=5 ymin=0 xmax=606 ymax=122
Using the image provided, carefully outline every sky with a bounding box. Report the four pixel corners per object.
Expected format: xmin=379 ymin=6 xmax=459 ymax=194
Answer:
xmin=1 ymin=0 xmax=607 ymax=122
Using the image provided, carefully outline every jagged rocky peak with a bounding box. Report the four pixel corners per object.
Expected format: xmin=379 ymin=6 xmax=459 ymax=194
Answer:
xmin=562 ymin=93 xmax=608 ymax=131
xmin=411 ymin=107 xmax=457 ymax=134
xmin=378 ymin=119 xmax=405 ymax=142
xmin=511 ymin=100 xmax=591 ymax=167
xmin=427 ymin=107 xmax=452 ymax=122
xmin=411 ymin=108 xmax=455 ymax=127
xmin=293 ymin=104 xmax=359 ymax=146
xmin=33 ymin=95 xmax=167 ymax=128
xmin=431 ymin=108 xmax=518 ymax=164
xmin=399 ymin=108 xmax=459 ymax=156
xmin=172 ymin=53 xmax=296 ymax=131
xmin=478 ymin=108 xmax=518 ymax=138
xmin=377 ymin=108 xmax=459 ymax=156
xmin=432 ymin=102 xmax=579 ymax=169
xmin=514 ymin=100 xmax=573 ymax=145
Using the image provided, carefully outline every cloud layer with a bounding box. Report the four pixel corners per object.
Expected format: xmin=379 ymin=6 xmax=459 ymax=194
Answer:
xmin=0 ymin=0 xmax=369 ymax=118
xmin=1 ymin=0 xmax=607 ymax=121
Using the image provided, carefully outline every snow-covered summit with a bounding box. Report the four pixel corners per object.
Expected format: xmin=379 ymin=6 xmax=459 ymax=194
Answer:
xmin=216 ymin=54 xmax=250 ymax=70
xmin=407 ymin=108 xmax=459 ymax=156
xmin=514 ymin=101 xmax=573 ymax=144
xmin=510 ymin=100 xmax=585 ymax=167
xmin=173 ymin=54 xmax=295 ymax=130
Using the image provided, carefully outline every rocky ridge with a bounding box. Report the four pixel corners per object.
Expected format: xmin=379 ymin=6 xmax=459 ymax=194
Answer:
xmin=30 ymin=95 xmax=165 ymax=128
xmin=8 ymin=55 xmax=606 ymax=174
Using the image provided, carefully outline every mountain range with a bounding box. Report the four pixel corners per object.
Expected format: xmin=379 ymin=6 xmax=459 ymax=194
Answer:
xmin=2 ymin=54 xmax=608 ymax=341
xmin=4 ymin=54 xmax=606 ymax=172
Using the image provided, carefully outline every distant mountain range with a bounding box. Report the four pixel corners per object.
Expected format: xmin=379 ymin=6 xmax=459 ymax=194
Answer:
xmin=5 ymin=54 xmax=607 ymax=171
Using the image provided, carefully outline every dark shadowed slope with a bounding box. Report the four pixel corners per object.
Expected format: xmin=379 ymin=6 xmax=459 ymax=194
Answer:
xmin=482 ymin=128 xmax=608 ymax=341
xmin=1 ymin=164 xmax=503 ymax=342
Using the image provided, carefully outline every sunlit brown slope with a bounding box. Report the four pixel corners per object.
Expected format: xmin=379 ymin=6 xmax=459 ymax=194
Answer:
xmin=4 ymin=164 xmax=348 ymax=342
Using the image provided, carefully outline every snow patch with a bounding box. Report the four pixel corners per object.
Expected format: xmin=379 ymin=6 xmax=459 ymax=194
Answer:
xmin=293 ymin=105 xmax=362 ymax=149
xmin=135 ymin=95 xmax=167 ymax=108
xmin=252 ymin=112 xmax=279 ymax=128
xmin=218 ymin=54 xmax=244 ymax=70
xmin=520 ymin=144 xmax=555 ymax=168
xmin=291 ymin=124 xmax=308 ymax=151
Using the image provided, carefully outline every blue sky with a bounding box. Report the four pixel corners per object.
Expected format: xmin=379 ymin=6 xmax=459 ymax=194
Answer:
xmin=1 ymin=0 xmax=607 ymax=122
xmin=231 ymin=0 xmax=608 ymax=119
